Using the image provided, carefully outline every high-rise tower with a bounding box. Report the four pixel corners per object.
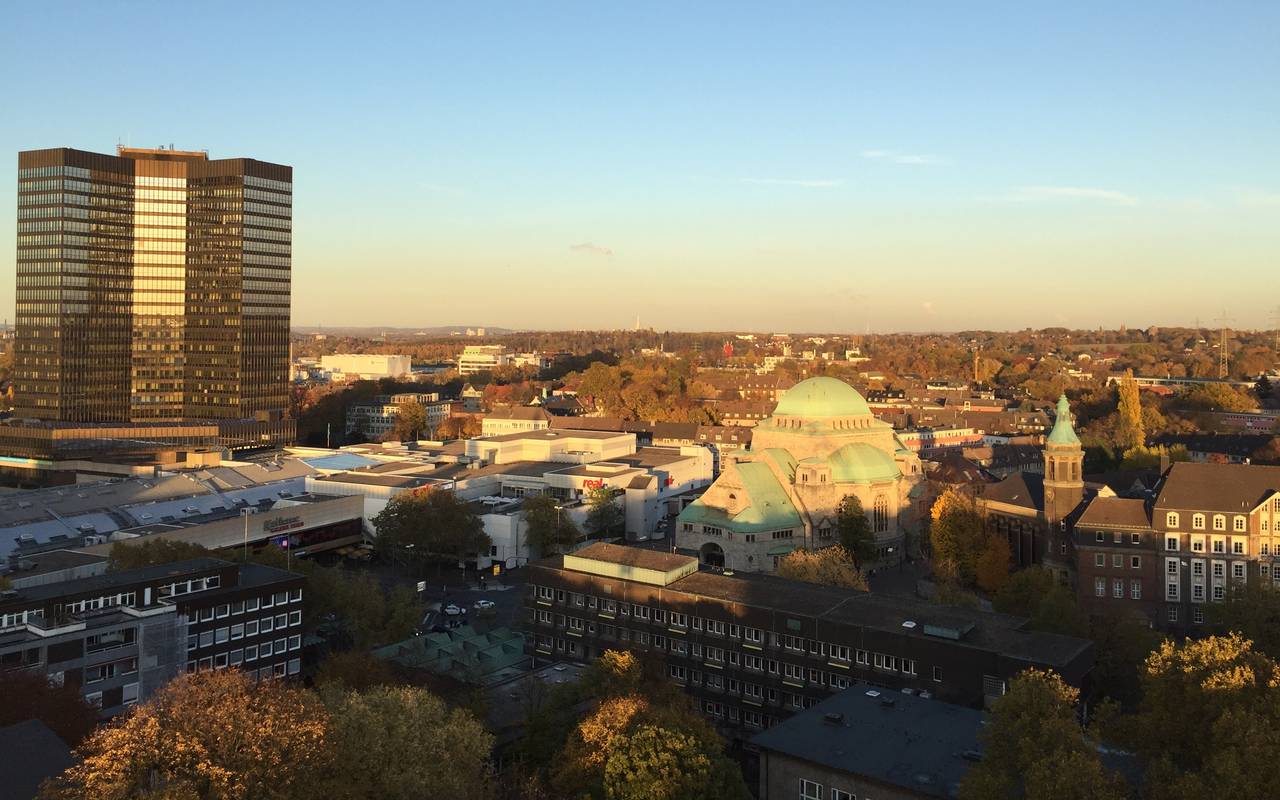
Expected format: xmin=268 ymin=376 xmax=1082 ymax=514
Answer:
xmin=14 ymin=146 xmax=291 ymax=427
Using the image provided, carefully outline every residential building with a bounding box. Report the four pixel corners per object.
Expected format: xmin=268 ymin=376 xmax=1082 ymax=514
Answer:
xmin=0 ymin=558 xmax=303 ymax=714
xmin=320 ymin=354 xmax=412 ymax=381
xmin=677 ymin=378 xmax=926 ymax=572
xmin=753 ymin=687 xmax=984 ymax=800
xmin=457 ymin=345 xmax=512 ymax=375
xmin=15 ymin=146 xmax=291 ymax=443
xmin=525 ymin=544 xmax=1094 ymax=739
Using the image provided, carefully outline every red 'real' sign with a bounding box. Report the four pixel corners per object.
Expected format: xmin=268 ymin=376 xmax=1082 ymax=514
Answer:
xmin=583 ymin=478 xmax=605 ymax=489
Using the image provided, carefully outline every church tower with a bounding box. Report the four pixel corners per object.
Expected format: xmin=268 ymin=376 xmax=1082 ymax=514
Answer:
xmin=1043 ymin=394 xmax=1084 ymax=527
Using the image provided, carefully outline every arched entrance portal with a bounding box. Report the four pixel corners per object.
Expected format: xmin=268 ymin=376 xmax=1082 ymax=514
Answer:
xmin=700 ymin=542 xmax=725 ymax=569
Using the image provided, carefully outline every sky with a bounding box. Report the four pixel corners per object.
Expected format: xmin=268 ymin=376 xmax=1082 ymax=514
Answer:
xmin=1 ymin=1 xmax=1277 ymax=333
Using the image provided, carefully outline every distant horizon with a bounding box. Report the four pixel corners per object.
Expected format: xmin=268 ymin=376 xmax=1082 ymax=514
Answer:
xmin=3 ymin=3 xmax=1277 ymax=330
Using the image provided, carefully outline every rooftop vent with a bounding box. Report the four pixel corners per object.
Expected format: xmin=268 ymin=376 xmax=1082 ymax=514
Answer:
xmin=881 ymin=697 xmax=897 ymax=709
xmin=865 ymin=690 xmax=881 ymax=698
xmin=822 ymin=712 xmax=844 ymax=725
xmin=902 ymin=620 xmax=917 ymax=629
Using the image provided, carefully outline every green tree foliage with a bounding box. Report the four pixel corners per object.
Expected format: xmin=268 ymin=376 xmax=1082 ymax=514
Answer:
xmin=959 ymin=669 xmax=1125 ymax=800
xmin=585 ymin=486 xmax=625 ymax=536
xmin=1118 ymin=444 xmax=1189 ymax=471
xmin=106 ymin=538 xmax=211 ymax=572
xmin=1088 ymin=611 xmax=1165 ymax=709
xmin=523 ymin=494 xmax=581 ymax=556
xmin=322 ymin=685 xmax=495 ymax=800
xmin=372 ymin=489 xmax=490 ymax=567
xmin=313 ymin=650 xmax=396 ymax=692
xmin=929 ymin=488 xmax=988 ymax=585
xmin=1177 ymin=382 xmax=1257 ymax=413
xmin=602 ymin=722 xmax=745 ymax=800
xmin=836 ymin=495 xmax=876 ymax=568
xmin=775 ymin=545 xmax=868 ymax=591
xmin=0 ymin=668 xmax=98 ymax=747
xmin=389 ymin=401 xmax=428 ymax=441
xmin=1116 ymin=369 xmax=1145 ymax=449
xmin=1126 ymin=634 xmax=1280 ymax=800
xmin=1204 ymin=580 xmax=1280 ymax=661
xmin=992 ymin=568 xmax=1088 ymax=637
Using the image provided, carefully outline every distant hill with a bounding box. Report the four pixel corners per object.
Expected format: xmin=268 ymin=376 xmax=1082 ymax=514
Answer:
xmin=291 ymin=325 xmax=518 ymax=337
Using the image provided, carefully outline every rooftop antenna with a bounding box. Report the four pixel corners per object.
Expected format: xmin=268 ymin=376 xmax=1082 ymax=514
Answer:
xmin=1214 ymin=310 xmax=1234 ymax=379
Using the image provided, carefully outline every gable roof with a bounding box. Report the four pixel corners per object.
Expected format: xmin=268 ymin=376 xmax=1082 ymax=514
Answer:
xmin=1077 ymin=496 xmax=1152 ymax=529
xmin=678 ymin=457 xmax=803 ymax=534
xmin=982 ymin=472 xmax=1045 ymax=512
xmin=1153 ymin=462 xmax=1280 ymax=514
xmin=485 ymin=406 xmax=552 ymax=422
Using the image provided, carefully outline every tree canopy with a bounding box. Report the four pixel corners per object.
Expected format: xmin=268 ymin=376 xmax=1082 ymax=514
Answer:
xmin=106 ymin=539 xmax=212 ymax=572
xmin=775 ymin=545 xmax=867 ymax=591
xmin=585 ymin=486 xmax=625 ymax=536
xmin=523 ymin=494 xmax=581 ymax=556
xmin=930 ymin=488 xmax=988 ymax=585
xmin=372 ymin=489 xmax=490 ymax=566
xmin=0 ymin=669 xmax=98 ymax=748
xmin=835 ymin=495 xmax=876 ymax=568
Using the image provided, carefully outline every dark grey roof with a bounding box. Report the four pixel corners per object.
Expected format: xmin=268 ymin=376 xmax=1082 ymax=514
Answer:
xmin=1077 ymin=496 xmax=1152 ymax=530
xmin=0 ymin=719 xmax=75 ymax=800
xmin=752 ymin=688 xmax=983 ymax=799
xmin=981 ymin=472 xmax=1045 ymax=512
xmin=1153 ymin=462 xmax=1280 ymax=514
xmin=3 ymin=558 xmax=232 ymax=604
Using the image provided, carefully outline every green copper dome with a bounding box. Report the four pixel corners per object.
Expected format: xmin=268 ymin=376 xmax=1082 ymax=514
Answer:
xmin=828 ymin=443 xmax=902 ymax=483
xmin=1047 ymin=394 xmax=1080 ymax=446
xmin=773 ymin=377 xmax=872 ymax=418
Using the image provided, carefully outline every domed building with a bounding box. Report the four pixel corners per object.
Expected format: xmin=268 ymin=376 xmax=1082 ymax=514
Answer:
xmin=676 ymin=377 xmax=925 ymax=572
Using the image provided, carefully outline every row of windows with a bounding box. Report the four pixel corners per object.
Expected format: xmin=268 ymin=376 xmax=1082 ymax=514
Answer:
xmin=1094 ymin=577 xmax=1143 ymax=600
xmin=187 ymin=653 xmax=302 ymax=676
xmin=186 ymin=588 xmax=301 ymax=622
xmin=1166 ymin=507 xmax=1280 ymax=531
xmin=188 ymin=620 xmax=301 ymax=651
xmin=1165 ymin=535 xmax=1249 ymax=554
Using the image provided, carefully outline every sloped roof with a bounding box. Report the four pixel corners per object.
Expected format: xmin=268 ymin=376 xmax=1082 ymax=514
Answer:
xmin=982 ymin=472 xmax=1045 ymax=512
xmin=372 ymin=626 xmax=526 ymax=686
xmin=678 ymin=458 xmax=803 ymax=533
xmin=1153 ymin=462 xmax=1280 ymax=514
xmin=1077 ymin=496 xmax=1152 ymax=529
xmin=1047 ymin=395 xmax=1081 ymax=446
xmin=828 ymin=443 xmax=902 ymax=484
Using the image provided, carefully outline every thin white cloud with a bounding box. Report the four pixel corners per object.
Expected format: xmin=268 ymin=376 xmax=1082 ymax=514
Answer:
xmin=569 ymin=242 xmax=613 ymax=257
xmin=861 ymin=149 xmax=945 ymax=166
xmin=740 ymin=177 xmax=843 ymax=188
xmin=1013 ymin=186 xmax=1138 ymax=206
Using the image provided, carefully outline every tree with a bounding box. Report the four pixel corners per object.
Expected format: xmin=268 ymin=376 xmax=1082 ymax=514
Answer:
xmin=835 ymin=495 xmax=876 ymax=568
xmin=930 ymin=488 xmax=987 ymax=585
xmin=106 ymin=539 xmax=211 ymax=572
xmin=974 ymin=533 xmax=1011 ymax=594
xmin=1126 ymin=634 xmax=1280 ymax=798
xmin=42 ymin=670 xmax=330 ymax=800
xmin=523 ymin=494 xmax=580 ymax=556
xmin=1178 ymin=382 xmax=1257 ymax=413
xmin=585 ymin=486 xmax=625 ymax=537
xmin=959 ymin=669 xmax=1124 ymax=800
xmin=1255 ymin=374 xmax=1274 ymax=401
xmin=322 ymin=686 xmax=494 ymax=800
xmin=1204 ymin=580 xmax=1280 ymax=662
xmin=390 ymin=401 xmax=428 ymax=441
xmin=775 ymin=546 xmax=867 ymax=590
xmin=992 ymin=568 xmax=1088 ymax=637
xmin=313 ymin=650 xmax=396 ymax=692
xmin=1116 ymin=369 xmax=1145 ymax=449
xmin=0 ymin=669 xmax=98 ymax=747
xmin=372 ymin=489 xmax=490 ymax=569
xmin=602 ymin=723 xmax=746 ymax=800
xmin=1088 ymin=611 xmax=1165 ymax=709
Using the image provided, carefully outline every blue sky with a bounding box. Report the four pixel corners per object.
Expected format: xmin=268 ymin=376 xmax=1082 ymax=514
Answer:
xmin=2 ymin=1 xmax=1277 ymax=332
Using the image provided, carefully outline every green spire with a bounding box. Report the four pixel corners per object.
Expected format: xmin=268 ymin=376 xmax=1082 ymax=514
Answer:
xmin=1047 ymin=394 xmax=1080 ymax=446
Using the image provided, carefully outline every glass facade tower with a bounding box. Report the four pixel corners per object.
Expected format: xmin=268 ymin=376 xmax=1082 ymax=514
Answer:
xmin=14 ymin=146 xmax=291 ymax=426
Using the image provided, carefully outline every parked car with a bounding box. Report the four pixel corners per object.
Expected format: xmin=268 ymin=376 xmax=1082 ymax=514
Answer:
xmin=473 ymin=599 xmax=495 ymax=610
xmin=442 ymin=604 xmax=467 ymax=616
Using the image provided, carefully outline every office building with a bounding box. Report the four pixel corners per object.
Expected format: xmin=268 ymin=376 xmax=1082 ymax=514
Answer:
xmin=753 ymin=687 xmax=985 ymax=800
xmin=320 ymin=354 xmax=412 ymax=381
xmin=524 ymin=544 xmax=1094 ymax=739
xmin=457 ymin=345 xmax=512 ymax=375
xmin=13 ymin=145 xmax=292 ymax=447
xmin=0 ymin=558 xmax=303 ymax=715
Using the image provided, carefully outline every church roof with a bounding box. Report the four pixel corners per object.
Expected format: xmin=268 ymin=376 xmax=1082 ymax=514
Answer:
xmin=828 ymin=442 xmax=902 ymax=484
xmin=1047 ymin=395 xmax=1080 ymax=446
xmin=983 ymin=472 xmax=1045 ymax=513
xmin=773 ymin=377 xmax=872 ymax=418
xmin=678 ymin=459 xmax=803 ymax=533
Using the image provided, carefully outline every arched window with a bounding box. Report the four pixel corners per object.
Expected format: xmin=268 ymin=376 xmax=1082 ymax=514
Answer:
xmin=1193 ymin=514 xmax=1205 ymax=530
xmin=873 ymin=496 xmax=889 ymax=533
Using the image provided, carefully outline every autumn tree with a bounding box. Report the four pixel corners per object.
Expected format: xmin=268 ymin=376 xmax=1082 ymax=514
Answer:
xmin=372 ymin=488 xmax=490 ymax=569
xmin=602 ymin=721 xmax=746 ymax=800
xmin=836 ymin=495 xmax=876 ymax=568
xmin=775 ymin=546 xmax=867 ymax=591
xmin=1204 ymin=580 xmax=1280 ymax=663
xmin=0 ymin=669 xmax=98 ymax=748
xmin=959 ymin=669 xmax=1124 ymax=800
xmin=974 ymin=533 xmax=1011 ymax=594
xmin=1126 ymin=634 xmax=1280 ymax=800
xmin=930 ymin=488 xmax=987 ymax=585
xmin=993 ymin=568 xmax=1088 ymax=637
xmin=106 ymin=539 xmax=211 ymax=572
xmin=322 ymin=686 xmax=495 ymax=800
xmin=42 ymin=670 xmax=330 ymax=800
xmin=523 ymin=494 xmax=581 ymax=556
xmin=313 ymin=650 xmax=396 ymax=692
xmin=389 ymin=400 xmax=428 ymax=441
xmin=585 ymin=486 xmax=625 ymax=536
xmin=1116 ymin=369 xmax=1145 ymax=449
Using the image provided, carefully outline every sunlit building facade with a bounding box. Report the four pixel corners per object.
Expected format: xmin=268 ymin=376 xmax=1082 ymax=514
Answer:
xmin=14 ymin=146 xmax=291 ymax=433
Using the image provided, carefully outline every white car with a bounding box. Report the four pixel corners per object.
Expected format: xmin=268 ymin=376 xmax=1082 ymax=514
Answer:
xmin=442 ymin=604 xmax=467 ymax=616
xmin=473 ymin=600 xmax=495 ymax=610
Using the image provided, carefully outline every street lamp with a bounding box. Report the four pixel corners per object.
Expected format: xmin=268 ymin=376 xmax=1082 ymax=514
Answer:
xmin=240 ymin=508 xmax=253 ymax=561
